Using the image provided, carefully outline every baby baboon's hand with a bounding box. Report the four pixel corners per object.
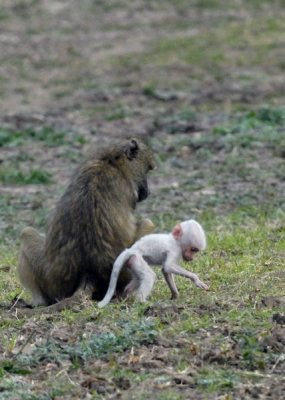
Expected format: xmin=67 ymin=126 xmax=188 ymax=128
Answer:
xmin=194 ymin=278 xmax=210 ymax=291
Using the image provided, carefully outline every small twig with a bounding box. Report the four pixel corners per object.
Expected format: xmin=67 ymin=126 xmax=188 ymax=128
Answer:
xmin=9 ymin=291 xmax=25 ymax=311
xmin=271 ymin=354 xmax=285 ymax=372
xmin=12 ymin=331 xmax=35 ymax=359
xmin=239 ymin=369 xmax=285 ymax=380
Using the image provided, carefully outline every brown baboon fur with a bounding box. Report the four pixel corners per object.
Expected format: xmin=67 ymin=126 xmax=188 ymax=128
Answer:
xmin=17 ymin=138 xmax=155 ymax=306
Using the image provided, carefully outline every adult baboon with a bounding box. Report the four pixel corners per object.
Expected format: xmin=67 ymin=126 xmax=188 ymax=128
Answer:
xmin=18 ymin=138 xmax=155 ymax=306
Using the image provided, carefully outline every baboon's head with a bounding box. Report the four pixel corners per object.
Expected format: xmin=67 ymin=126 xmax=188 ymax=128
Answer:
xmin=101 ymin=137 xmax=155 ymax=203
xmin=124 ymin=138 xmax=155 ymax=202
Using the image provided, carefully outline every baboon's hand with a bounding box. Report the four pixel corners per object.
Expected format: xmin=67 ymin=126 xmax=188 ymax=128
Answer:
xmin=194 ymin=278 xmax=209 ymax=291
xmin=135 ymin=218 xmax=155 ymax=240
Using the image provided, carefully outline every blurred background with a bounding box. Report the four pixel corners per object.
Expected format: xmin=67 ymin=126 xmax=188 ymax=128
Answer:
xmin=0 ymin=0 xmax=284 ymax=240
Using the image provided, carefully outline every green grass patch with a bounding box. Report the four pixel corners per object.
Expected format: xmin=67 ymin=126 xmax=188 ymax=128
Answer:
xmin=0 ymin=167 xmax=53 ymax=185
xmin=212 ymin=107 xmax=285 ymax=150
xmin=0 ymin=377 xmax=65 ymax=400
xmin=149 ymin=106 xmax=285 ymax=215
xmin=0 ymin=127 xmax=87 ymax=148
xmin=6 ymin=320 xmax=158 ymax=371
xmin=0 ymin=10 xmax=9 ymax=21
xmin=105 ymin=106 xmax=130 ymax=121
xmin=196 ymin=367 xmax=240 ymax=392
xmin=111 ymin=13 xmax=285 ymax=85
xmin=0 ymin=209 xmax=284 ymax=398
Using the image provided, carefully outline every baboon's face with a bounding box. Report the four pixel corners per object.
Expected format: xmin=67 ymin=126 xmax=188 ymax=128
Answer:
xmin=123 ymin=138 xmax=155 ymax=203
xmin=104 ymin=137 xmax=155 ymax=203
xmin=137 ymin=177 xmax=149 ymax=202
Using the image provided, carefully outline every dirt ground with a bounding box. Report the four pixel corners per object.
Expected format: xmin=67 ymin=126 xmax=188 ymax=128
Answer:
xmin=0 ymin=1 xmax=285 ymax=399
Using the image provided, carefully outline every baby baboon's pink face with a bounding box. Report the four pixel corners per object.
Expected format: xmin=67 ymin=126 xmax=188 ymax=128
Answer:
xmin=182 ymin=246 xmax=199 ymax=262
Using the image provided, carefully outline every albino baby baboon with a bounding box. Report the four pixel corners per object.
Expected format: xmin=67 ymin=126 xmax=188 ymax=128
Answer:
xmin=98 ymin=219 xmax=209 ymax=307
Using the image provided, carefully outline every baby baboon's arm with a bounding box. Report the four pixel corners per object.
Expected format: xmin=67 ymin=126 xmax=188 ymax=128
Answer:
xmin=161 ymin=270 xmax=179 ymax=299
xmin=163 ymin=262 xmax=209 ymax=291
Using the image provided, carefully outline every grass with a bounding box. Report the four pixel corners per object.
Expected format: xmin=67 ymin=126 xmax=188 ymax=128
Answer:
xmin=0 ymin=127 xmax=87 ymax=148
xmin=151 ymin=106 xmax=285 ymax=214
xmin=106 ymin=106 xmax=130 ymax=121
xmin=0 ymin=167 xmax=53 ymax=185
xmin=111 ymin=14 xmax=285 ymax=83
xmin=197 ymin=368 xmax=240 ymax=391
xmin=13 ymin=320 xmax=158 ymax=368
xmin=0 ymin=211 xmax=284 ymax=398
xmin=4 ymin=107 xmax=283 ymax=396
xmin=0 ymin=0 xmax=285 ymax=398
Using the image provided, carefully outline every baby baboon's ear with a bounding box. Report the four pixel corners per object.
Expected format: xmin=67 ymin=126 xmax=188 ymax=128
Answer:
xmin=125 ymin=139 xmax=139 ymax=160
xmin=172 ymin=224 xmax=183 ymax=240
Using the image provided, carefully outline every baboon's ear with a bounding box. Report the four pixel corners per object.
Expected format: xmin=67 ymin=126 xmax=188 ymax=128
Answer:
xmin=125 ymin=139 xmax=139 ymax=160
xmin=172 ymin=224 xmax=183 ymax=239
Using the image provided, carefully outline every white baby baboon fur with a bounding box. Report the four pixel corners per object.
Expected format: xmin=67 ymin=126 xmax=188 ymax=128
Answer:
xmin=98 ymin=219 xmax=208 ymax=308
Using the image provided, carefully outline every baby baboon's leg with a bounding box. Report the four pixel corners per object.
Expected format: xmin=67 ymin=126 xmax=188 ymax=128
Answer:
xmin=126 ymin=255 xmax=156 ymax=302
